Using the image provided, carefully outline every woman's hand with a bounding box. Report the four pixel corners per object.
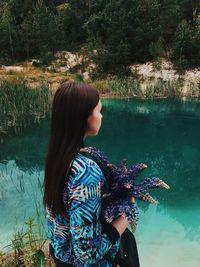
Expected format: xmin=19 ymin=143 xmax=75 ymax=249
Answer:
xmin=111 ymin=216 xmax=129 ymax=236
xmin=111 ymin=196 xmax=136 ymax=235
xmin=130 ymin=196 xmax=135 ymax=203
xmin=101 ymin=195 xmax=139 ymax=233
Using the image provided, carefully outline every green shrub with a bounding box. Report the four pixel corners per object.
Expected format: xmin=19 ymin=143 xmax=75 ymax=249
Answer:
xmin=171 ymin=20 xmax=200 ymax=69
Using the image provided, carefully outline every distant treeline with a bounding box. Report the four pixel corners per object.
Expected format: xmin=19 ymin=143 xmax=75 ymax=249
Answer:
xmin=0 ymin=0 xmax=199 ymax=73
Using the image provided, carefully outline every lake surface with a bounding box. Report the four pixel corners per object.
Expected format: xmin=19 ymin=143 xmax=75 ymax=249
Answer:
xmin=0 ymin=98 xmax=200 ymax=267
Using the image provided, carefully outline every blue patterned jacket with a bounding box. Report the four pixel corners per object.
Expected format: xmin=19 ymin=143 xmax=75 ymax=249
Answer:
xmin=46 ymin=152 xmax=120 ymax=266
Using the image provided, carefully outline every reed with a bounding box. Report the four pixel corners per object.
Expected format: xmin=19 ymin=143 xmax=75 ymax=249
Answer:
xmin=0 ymin=165 xmax=52 ymax=267
xmin=0 ymin=82 xmax=53 ymax=143
xmin=91 ymin=77 xmax=184 ymax=98
xmin=90 ymin=78 xmax=142 ymax=98
xmin=0 ymin=217 xmax=47 ymax=267
xmin=144 ymin=79 xmax=182 ymax=98
xmin=109 ymin=78 xmax=141 ymax=97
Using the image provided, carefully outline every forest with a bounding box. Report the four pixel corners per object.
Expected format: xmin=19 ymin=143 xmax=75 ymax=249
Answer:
xmin=0 ymin=0 xmax=199 ymax=74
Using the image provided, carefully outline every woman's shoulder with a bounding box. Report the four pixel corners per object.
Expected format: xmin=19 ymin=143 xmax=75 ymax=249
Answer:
xmin=72 ymin=152 xmax=99 ymax=168
xmin=68 ymin=152 xmax=104 ymax=183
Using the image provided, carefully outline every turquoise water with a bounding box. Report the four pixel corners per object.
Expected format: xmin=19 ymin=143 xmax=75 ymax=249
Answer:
xmin=0 ymin=99 xmax=200 ymax=266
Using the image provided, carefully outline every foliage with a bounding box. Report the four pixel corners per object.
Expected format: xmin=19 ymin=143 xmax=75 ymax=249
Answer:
xmin=0 ymin=217 xmax=46 ymax=267
xmin=171 ymin=19 xmax=200 ymax=69
xmin=0 ymin=0 xmax=199 ymax=70
xmin=31 ymin=1 xmax=60 ymax=56
xmin=57 ymin=4 xmax=86 ymax=50
xmin=0 ymin=2 xmax=17 ymax=62
xmin=149 ymin=37 xmax=165 ymax=59
xmin=85 ymin=0 xmax=161 ymax=72
xmin=159 ymin=0 xmax=181 ymax=47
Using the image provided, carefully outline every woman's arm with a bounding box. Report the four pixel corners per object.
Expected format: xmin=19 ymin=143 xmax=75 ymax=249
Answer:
xmin=67 ymin=156 xmax=124 ymax=265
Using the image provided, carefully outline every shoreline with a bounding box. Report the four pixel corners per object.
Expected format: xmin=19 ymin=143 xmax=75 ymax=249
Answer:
xmin=0 ymin=79 xmax=199 ymax=143
xmin=0 ymin=56 xmax=199 ymax=99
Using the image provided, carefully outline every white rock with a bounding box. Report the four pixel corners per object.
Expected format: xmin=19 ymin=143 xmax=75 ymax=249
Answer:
xmin=82 ymin=71 xmax=90 ymax=80
xmin=2 ymin=65 xmax=24 ymax=72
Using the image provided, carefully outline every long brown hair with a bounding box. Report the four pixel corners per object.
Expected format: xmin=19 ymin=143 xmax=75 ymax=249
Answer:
xmin=43 ymin=82 xmax=99 ymax=217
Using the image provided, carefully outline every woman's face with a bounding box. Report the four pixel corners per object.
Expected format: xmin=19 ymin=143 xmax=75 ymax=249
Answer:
xmin=85 ymin=100 xmax=103 ymax=137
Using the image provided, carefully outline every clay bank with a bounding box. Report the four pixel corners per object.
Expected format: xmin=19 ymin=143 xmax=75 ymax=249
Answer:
xmin=0 ymin=52 xmax=199 ymax=98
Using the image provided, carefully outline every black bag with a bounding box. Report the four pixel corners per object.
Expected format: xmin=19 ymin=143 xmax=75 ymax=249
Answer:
xmin=114 ymin=228 xmax=140 ymax=267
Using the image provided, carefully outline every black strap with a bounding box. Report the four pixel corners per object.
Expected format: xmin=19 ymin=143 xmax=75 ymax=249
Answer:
xmin=118 ymin=229 xmax=140 ymax=267
xmin=49 ymin=244 xmax=74 ymax=267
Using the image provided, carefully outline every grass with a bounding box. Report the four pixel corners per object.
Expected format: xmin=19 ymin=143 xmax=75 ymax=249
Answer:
xmin=187 ymin=81 xmax=200 ymax=98
xmin=0 ymin=81 xmax=53 ymax=143
xmin=0 ymin=166 xmax=54 ymax=267
xmin=109 ymin=78 xmax=142 ymax=97
xmin=90 ymin=78 xmax=141 ymax=98
xmin=0 ymin=217 xmax=53 ymax=267
xmin=90 ymin=77 xmax=187 ymax=99
xmin=144 ymin=79 xmax=182 ymax=98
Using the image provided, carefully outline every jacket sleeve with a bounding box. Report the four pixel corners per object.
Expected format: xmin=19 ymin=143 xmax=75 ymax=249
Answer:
xmin=67 ymin=155 xmax=120 ymax=265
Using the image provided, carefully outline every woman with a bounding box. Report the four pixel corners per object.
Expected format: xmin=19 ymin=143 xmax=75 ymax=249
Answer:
xmin=43 ymin=82 xmax=140 ymax=266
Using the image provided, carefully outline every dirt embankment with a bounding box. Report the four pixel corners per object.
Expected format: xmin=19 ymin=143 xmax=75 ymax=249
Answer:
xmin=0 ymin=52 xmax=199 ymax=97
xmin=130 ymin=60 xmax=200 ymax=97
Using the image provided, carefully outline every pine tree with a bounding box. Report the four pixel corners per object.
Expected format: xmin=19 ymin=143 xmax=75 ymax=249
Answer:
xmin=172 ymin=19 xmax=196 ymax=69
xmin=0 ymin=2 xmax=17 ymax=61
xmin=31 ymin=0 xmax=60 ymax=56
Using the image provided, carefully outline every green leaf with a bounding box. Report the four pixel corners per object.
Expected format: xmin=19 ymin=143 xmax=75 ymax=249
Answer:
xmin=34 ymin=249 xmax=45 ymax=267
